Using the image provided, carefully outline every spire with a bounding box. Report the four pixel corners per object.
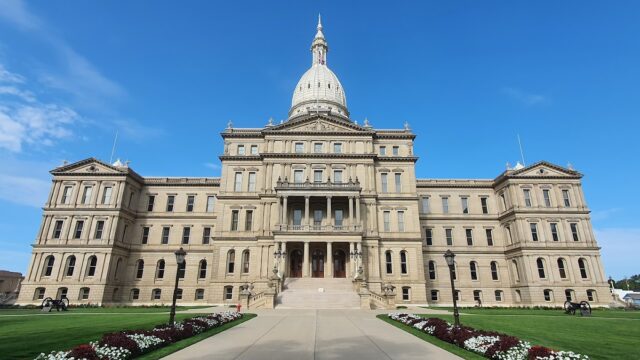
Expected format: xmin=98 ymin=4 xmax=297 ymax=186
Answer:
xmin=312 ymin=14 xmax=328 ymax=65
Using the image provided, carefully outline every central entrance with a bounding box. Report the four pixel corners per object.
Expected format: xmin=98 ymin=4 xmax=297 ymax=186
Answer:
xmin=312 ymin=249 xmax=324 ymax=277
xmin=333 ymin=249 xmax=346 ymax=278
xmin=290 ymin=249 xmax=303 ymax=278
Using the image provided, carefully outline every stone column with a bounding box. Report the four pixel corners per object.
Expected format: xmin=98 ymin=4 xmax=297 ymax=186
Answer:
xmin=348 ymin=196 xmax=354 ymax=227
xmin=303 ymin=242 xmax=310 ymax=277
xmin=327 ymin=196 xmax=332 ymax=228
xmin=326 ymin=242 xmax=333 ymax=278
xmin=349 ymin=242 xmax=355 ymax=277
xmin=355 ymin=196 xmax=361 ymax=227
xmin=304 ymin=196 xmax=310 ymax=229
xmin=282 ymin=196 xmax=288 ymax=228
xmin=282 ymin=242 xmax=288 ymax=278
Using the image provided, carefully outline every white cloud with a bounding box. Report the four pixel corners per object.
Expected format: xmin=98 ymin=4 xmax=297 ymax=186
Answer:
xmin=503 ymin=87 xmax=548 ymax=106
xmin=595 ymin=228 xmax=640 ymax=279
xmin=0 ymin=0 xmax=41 ymax=31
xmin=204 ymin=162 xmax=221 ymax=171
xmin=0 ymin=173 xmax=49 ymax=207
xmin=591 ymin=207 xmax=622 ymax=222
xmin=0 ymin=64 xmax=25 ymax=83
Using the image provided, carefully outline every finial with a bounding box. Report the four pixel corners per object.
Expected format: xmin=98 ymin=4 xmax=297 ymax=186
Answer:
xmin=226 ymin=120 xmax=233 ymax=130
xmin=267 ymin=117 xmax=274 ymax=127
xmin=318 ymin=13 xmax=322 ymax=30
xmin=567 ymin=162 xmax=574 ymax=170
xmin=62 ymin=159 xmax=69 ymax=166
xmin=506 ymin=161 xmax=512 ymax=170
xmin=404 ymin=121 xmax=411 ymax=131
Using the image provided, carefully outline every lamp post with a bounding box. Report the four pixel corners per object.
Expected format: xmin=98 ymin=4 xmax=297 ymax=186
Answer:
xmin=169 ymin=247 xmax=186 ymax=325
xmin=273 ymin=248 xmax=286 ymax=276
xmin=350 ymin=249 xmax=362 ymax=278
xmin=443 ymin=249 xmax=460 ymax=327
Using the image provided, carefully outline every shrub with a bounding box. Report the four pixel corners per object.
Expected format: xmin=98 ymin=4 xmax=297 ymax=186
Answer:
xmin=67 ymin=344 xmax=99 ymax=360
xmin=100 ymin=332 xmax=141 ymax=356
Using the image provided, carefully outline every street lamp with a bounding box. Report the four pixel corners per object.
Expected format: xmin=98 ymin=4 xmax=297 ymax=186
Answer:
xmin=350 ymin=249 xmax=363 ymax=277
xmin=443 ymin=249 xmax=460 ymax=327
xmin=273 ymin=249 xmax=286 ymax=276
xmin=169 ymin=247 xmax=187 ymax=325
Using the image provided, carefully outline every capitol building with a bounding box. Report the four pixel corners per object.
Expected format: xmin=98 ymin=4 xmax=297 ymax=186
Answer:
xmin=17 ymin=18 xmax=609 ymax=309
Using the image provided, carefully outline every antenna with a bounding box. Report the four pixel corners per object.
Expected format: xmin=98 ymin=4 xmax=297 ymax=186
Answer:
xmin=109 ymin=130 xmax=119 ymax=164
xmin=517 ymin=133 xmax=526 ymax=166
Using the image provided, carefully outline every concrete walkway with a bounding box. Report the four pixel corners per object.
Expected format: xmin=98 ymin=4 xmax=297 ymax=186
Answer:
xmin=164 ymin=309 xmax=461 ymax=360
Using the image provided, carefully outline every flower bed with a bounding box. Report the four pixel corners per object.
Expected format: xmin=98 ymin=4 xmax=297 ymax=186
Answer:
xmin=388 ymin=313 xmax=589 ymax=360
xmin=35 ymin=311 xmax=243 ymax=360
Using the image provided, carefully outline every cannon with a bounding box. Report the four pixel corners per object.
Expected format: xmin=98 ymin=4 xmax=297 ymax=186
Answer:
xmin=564 ymin=300 xmax=591 ymax=316
xmin=41 ymin=296 xmax=70 ymax=312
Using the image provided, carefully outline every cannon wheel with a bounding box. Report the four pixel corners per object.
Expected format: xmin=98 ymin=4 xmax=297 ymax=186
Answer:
xmin=60 ymin=297 xmax=70 ymax=310
xmin=580 ymin=301 xmax=591 ymax=315
xmin=41 ymin=297 xmax=53 ymax=308
xmin=563 ymin=301 xmax=574 ymax=314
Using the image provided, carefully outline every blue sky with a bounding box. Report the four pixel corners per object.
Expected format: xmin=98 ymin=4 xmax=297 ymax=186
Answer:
xmin=0 ymin=0 xmax=638 ymax=279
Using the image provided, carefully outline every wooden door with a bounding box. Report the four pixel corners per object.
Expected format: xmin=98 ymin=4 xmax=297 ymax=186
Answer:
xmin=312 ymin=250 xmax=324 ymax=278
xmin=333 ymin=250 xmax=346 ymax=278
xmin=290 ymin=250 xmax=303 ymax=278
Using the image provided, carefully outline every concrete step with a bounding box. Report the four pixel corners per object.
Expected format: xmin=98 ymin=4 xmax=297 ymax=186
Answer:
xmin=276 ymin=278 xmax=361 ymax=309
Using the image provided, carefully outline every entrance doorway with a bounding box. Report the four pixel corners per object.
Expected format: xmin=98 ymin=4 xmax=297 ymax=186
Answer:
xmin=312 ymin=249 xmax=324 ymax=278
xmin=333 ymin=249 xmax=346 ymax=278
xmin=290 ymin=249 xmax=303 ymax=278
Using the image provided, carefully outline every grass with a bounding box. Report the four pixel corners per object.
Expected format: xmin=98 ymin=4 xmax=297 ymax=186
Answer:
xmin=0 ymin=306 xmax=211 ymax=315
xmin=136 ymin=313 xmax=257 ymax=360
xmin=383 ymin=308 xmax=640 ymax=360
xmin=0 ymin=308 xmax=215 ymax=359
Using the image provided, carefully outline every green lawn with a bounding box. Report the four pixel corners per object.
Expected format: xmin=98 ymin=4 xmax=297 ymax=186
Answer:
xmin=0 ymin=308 xmax=218 ymax=359
xmin=384 ymin=309 xmax=640 ymax=360
xmin=0 ymin=306 xmax=211 ymax=315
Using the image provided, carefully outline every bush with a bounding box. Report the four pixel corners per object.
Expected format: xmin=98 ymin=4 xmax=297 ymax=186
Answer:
xmin=67 ymin=344 xmax=99 ymax=360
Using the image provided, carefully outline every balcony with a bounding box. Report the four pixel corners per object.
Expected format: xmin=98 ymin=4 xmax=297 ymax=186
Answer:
xmin=275 ymin=177 xmax=361 ymax=192
xmin=275 ymin=224 xmax=363 ymax=233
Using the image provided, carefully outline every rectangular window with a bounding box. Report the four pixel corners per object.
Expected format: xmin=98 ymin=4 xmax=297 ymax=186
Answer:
xmin=523 ymin=189 xmax=532 ymax=207
xmin=333 ymin=170 xmax=343 ymax=183
xmin=480 ymin=197 xmax=488 ymax=214
xmin=102 ymin=186 xmax=113 ymax=205
xmin=402 ymin=287 xmax=410 ymax=301
xmin=314 ymin=143 xmax=323 ymax=153
xmin=314 ymin=170 xmax=322 ymax=183
xmin=295 ymin=142 xmax=304 ymax=153
xmin=461 ymin=197 xmax=469 ymax=214
xmin=95 ymin=221 xmax=104 ymax=239
xmin=562 ymin=190 xmax=571 ymax=207
xmin=224 ymin=286 xmax=233 ymax=300
xmin=206 ymin=196 xmax=215 ymax=212
xmin=383 ymin=211 xmax=390 ymax=231
xmin=430 ymin=290 xmax=439 ymax=301
xmin=392 ymin=146 xmax=399 ymax=156
xmin=81 ymin=186 xmax=93 ymax=205
xmin=161 ymin=227 xmax=170 ymax=244
xmin=250 ymin=145 xmax=258 ymax=155
xmin=333 ymin=143 xmax=342 ymax=153
xmin=141 ymin=226 xmax=149 ymax=244
xmin=466 ymin=229 xmax=473 ymax=245
xmin=421 ymin=197 xmax=430 ymax=213
xmin=182 ymin=227 xmax=190 ymax=244
xmin=186 ymin=195 xmax=195 ymax=212
xmin=294 ymin=170 xmax=303 ymax=183
xmin=334 ymin=209 xmax=343 ymax=226
xmin=314 ymin=209 xmax=323 ymax=226
xmin=53 ymin=220 xmax=64 ymax=239
xmin=234 ymin=172 xmax=243 ymax=192
xmin=245 ymin=210 xmax=253 ymax=231
xmin=394 ymin=173 xmax=402 ymax=193
xmin=381 ymin=173 xmax=388 ymax=193
xmin=61 ymin=186 xmax=72 ymax=204
xmin=570 ymin=223 xmax=580 ymax=241
xmin=425 ymin=228 xmax=433 ymax=245
xmin=445 ymin=228 xmax=453 ymax=246
xmin=486 ymin=228 xmax=494 ymax=246
xmin=74 ymin=221 xmax=84 ymax=239
xmin=550 ymin=223 xmax=559 ymax=241
xmin=543 ymin=189 xmax=552 ymax=207
xmin=166 ymin=195 xmax=175 ymax=212
xmin=248 ymin=172 xmax=256 ymax=191
xmin=530 ymin=223 xmax=539 ymax=241
xmin=397 ymin=211 xmax=405 ymax=232
xmin=231 ymin=210 xmax=239 ymax=231
xmin=237 ymin=145 xmax=245 ymax=155
xmin=293 ymin=209 xmax=302 ymax=226
xmin=80 ymin=288 xmax=90 ymax=300
xmin=202 ymin=227 xmax=211 ymax=244
xmin=442 ymin=197 xmax=449 ymax=214
xmin=379 ymin=146 xmax=386 ymax=156
xmin=147 ymin=195 xmax=155 ymax=211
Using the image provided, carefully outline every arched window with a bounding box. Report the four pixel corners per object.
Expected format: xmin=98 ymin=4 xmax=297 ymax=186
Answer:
xmin=586 ymin=289 xmax=597 ymax=302
xmin=490 ymin=261 xmax=499 ymax=280
xmin=543 ymin=289 xmax=553 ymax=302
xmin=227 ymin=250 xmax=235 ymax=273
xmin=242 ymin=250 xmax=250 ymax=273
xmin=428 ymin=261 xmax=436 ymax=280
xmin=57 ymin=287 xmax=68 ymax=299
xmin=152 ymin=288 xmax=161 ymax=300
xmin=65 ymin=256 xmax=76 ymax=277
xmin=195 ymin=288 xmax=205 ymax=300
xmin=34 ymin=287 xmax=46 ymax=300
xmin=178 ymin=260 xmax=186 ymax=279
xmin=199 ymin=259 xmax=207 ymax=279
xmin=135 ymin=259 xmax=144 ymax=279
xmin=473 ymin=290 xmax=482 ymax=303
xmin=578 ymin=258 xmax=589 ymax=279
xmin=511 ymin=259 xmax=520 ymax=282
xmin=494 ymin=290 xmax=503 ymax=302
xmin=156 ymin=260 xmax=165 ymax=279
xmin=470 ymin=261 xmax=478 ymax=280
xmin=130 ymin=288 xmax=140 ymax=300
xmin=565 ymin=289 xmax=574 ymax=302
xmin=536 ymin=258 xmax=546 ymax=279
xmin=557 ymin=258 xmax=567 ymax=279
xmin=43 ymin=255 xmax=55 ymax=277
xmin=79 ymin=287 xmax=90 ymax=300
xmin=400 ymin=251 xmax=408 ymax=274
xmin=385 ymin=251 xmax=392 ymax=274
xmin=86 ymin=256 xmax=97 ymax=277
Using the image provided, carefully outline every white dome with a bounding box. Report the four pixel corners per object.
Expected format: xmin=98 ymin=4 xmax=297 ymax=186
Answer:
xmin=288 ymin=16 xmax=349 ymax=119
xmin=290 ymin=64 xmax=348 ymax=118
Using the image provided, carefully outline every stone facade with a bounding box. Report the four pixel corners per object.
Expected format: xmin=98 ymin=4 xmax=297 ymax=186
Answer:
xmin=16 ymin=18 xmax=609 ymax=308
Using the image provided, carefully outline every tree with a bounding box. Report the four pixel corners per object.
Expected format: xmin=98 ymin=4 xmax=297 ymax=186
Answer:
xmin=613 ymin=274 xmax=640 ymax=291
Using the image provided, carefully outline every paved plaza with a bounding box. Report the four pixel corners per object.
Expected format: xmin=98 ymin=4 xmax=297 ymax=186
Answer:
xmin=165 ymin=309 xmax=460 ymax=360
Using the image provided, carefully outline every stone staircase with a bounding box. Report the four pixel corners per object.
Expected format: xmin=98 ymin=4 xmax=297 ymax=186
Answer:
xmin=276 ymin=278 xmax=361 ymax=309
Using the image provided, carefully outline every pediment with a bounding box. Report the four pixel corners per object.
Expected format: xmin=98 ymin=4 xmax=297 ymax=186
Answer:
xmin=51 ymin=158 xmax=128 ymax=175
xmin=510 ymin=161 xmax=580 ymax=178
xmin=267 ymin=115 xmax=371 ymax=134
